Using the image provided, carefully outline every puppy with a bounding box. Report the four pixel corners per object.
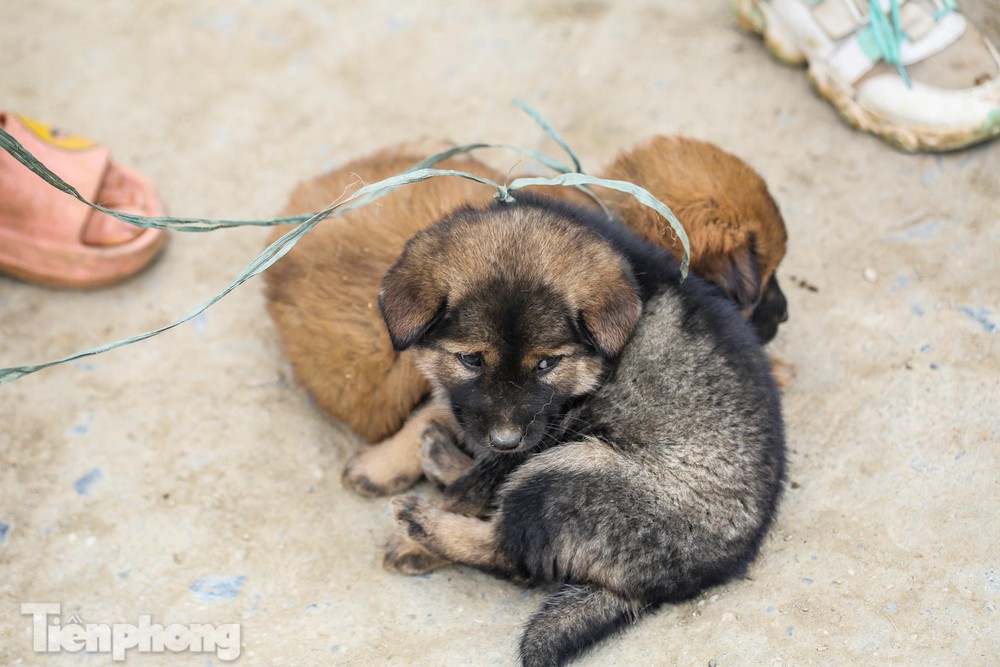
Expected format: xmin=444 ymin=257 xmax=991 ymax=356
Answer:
xmin=265 ymin=146 xmax=498 ymax=447
xmin=380 ymin=193 xmax=786 ymax=666
xmin=264 ymin=136 xmax=789 ymax=495
xmin=596 ymin=136 xmax=788 ymax=343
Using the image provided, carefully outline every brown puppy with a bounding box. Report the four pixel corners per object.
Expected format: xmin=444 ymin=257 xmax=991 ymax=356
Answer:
xmin=265 ymin=146 xmax=499 ymax=444
xmin=599 ymin=137 xmax=788 ymax=343
xmin=264 ymin=137 xmax=789 ymax=495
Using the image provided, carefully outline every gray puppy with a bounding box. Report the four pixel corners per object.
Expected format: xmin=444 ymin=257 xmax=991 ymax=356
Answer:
xmin=382 ymin=193 xmax=786 ymax=666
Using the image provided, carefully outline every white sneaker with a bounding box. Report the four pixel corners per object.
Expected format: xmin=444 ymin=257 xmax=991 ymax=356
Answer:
xmin=733 ymin=0 xmax=1000 ymax=151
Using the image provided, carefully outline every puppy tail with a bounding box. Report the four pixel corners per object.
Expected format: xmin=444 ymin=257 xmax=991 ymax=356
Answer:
xmin=518 ymin=583 xmax=649 ymax=667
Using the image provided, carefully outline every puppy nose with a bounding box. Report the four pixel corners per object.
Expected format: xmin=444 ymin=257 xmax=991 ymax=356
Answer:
xmin=489 ymin=429 xmax=522 ymax=450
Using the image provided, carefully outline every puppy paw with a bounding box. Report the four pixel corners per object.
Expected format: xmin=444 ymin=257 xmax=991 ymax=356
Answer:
xmin=342 ymin=446 xmax=422 ymax=497
xmin=420 ymin=422 xmax=473 ymax=487
xmin=390 ymin=493 xmax=435 ymax=540
xmin=768 ymin=353 xmax=796 ymax=391
xmin=383 ymin=533 xmax=448 ymax=575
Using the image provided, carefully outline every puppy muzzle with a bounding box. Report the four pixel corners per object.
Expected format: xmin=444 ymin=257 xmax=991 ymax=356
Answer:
xmin=488 ymin=428 xmax=522 ymax=451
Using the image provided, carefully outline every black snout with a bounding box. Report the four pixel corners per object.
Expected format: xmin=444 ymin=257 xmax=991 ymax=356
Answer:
xmin=751 ymin=275 xmax=788 ymax=344
xmin=489 ymin=428 xmax=522 ymax=451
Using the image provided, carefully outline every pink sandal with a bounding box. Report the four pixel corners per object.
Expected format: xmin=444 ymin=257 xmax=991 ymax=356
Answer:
xmin=0 ymin=112 xmax=167 ymax=288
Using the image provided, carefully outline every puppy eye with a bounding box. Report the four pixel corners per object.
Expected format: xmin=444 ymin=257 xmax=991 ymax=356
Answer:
xmin=536 ymin=356 xmax=562 ymax=373
xmin=457 ymin=353 xmax=484 ymax=370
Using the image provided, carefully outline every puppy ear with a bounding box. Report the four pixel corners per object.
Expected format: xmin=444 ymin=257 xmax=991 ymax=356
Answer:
xmin=576 ymin=274 xmax=643 ymax=358
xmin=379 ymin=248 xmax=447 ymax=351
xmin=711 ymin=238 xmax=763 ymax=312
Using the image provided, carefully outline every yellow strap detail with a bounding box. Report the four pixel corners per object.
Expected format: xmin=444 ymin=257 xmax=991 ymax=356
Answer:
xmin=15 ymin=114 xmax=97 ymax=151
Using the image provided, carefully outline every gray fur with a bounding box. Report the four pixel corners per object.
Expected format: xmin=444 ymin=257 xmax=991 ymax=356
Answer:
xmin=386 ymin=196 xmax=786 ymax=666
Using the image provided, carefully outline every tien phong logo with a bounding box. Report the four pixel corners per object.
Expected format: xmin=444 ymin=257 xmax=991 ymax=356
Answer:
xmin=21 ymin=602 xmax=241 ymax=661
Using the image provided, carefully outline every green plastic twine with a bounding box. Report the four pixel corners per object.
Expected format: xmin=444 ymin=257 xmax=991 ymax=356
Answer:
xmin=0 ymin=102 xmax=689 ymax=385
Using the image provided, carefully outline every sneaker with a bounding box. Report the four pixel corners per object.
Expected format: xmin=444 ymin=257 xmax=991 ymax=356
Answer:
xmin=733 ymin=0 xmax=1000 ymax=151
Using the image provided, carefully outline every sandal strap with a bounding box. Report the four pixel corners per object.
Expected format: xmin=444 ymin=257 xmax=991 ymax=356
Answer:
xmin=840 ymin=10 xmax=965 ymax=83
xmin=2 ymin=112 xmax=110 ymax=204
xmin=0 ymin=113 xmax=111 ymax=243
xmin=774 ymin=0 xmax=967 ymax=85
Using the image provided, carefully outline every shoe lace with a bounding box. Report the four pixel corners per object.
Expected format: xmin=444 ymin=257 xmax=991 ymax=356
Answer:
xmin=867 ymin=0 xmax=956 ymax=87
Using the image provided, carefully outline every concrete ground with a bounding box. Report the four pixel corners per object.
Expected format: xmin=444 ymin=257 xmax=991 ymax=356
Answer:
xmin=2 ymin=1 xmax=998 ymax=665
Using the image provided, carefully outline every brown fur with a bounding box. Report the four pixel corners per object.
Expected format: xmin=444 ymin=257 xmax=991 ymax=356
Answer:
xmin=340 ymin=397 xmax=455 ymax=497
xmin=390 ymin=494 xmax=502 ymax=572
xmin=382 ymin=532 xmax=448 ymax=575
xmin=380 ymin=204 xmax=643 ymax=361
xmin=265 ymin=146 xmax=501 ymax=443
xmin=598 ymin=136 xmax=787 ymax=307
xmin=264 ymin=137 xmax=790 ymax=495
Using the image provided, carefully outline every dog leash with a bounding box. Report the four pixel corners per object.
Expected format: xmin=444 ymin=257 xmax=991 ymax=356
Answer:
xmin=0 ymin=102 xmax=690 ymax=385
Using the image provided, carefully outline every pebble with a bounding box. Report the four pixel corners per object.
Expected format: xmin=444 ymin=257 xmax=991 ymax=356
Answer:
xmin=863 ymin=267 xmax=878 ymax=282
